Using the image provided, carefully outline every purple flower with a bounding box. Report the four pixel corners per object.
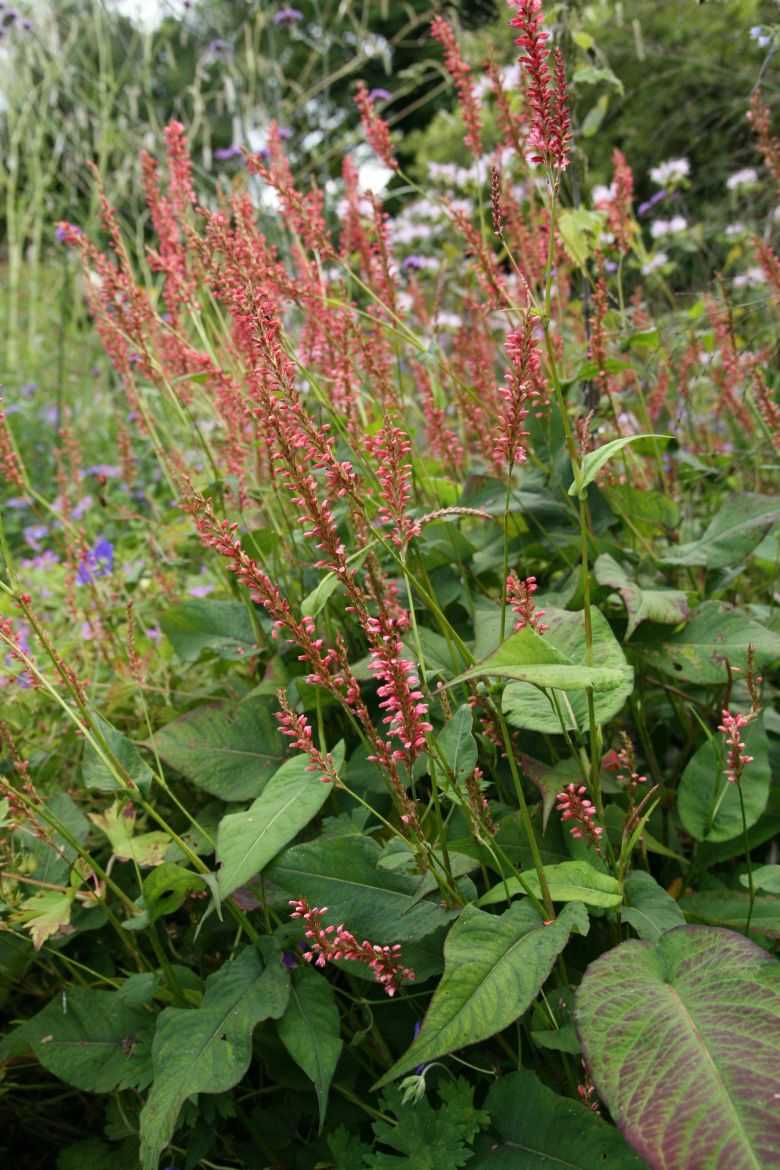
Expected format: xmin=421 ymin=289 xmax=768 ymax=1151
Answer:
xmin=281 ymin=949 xmax=299 ymax=969
xmin=6 ymin=496 xmax=31 ymax=509
xmin=205 ymin=37 xmax=232 ymax=60
xmin=20 ymin=382 xmax=37 ymax=398
xmin=145 ymin=626 xmax=161 ymax=641
xmin=402 ymin=255 xmax=425 ymax=272
xmin=214 ymin=144 xmax=243 ymax=162
xmin=72 ymin=495 xmax=94 ymax=520
xmin=277 ymin=127 xmax=293 ymax=141
xmin=273 ymin=7 xmax=303 ymax=26
xmin=189 ymin=584 xmax=214 ymax=598
xmin=84 ymin=464 xmax=122 ymax=479
xmin=23 ymin=524 xmax=48 ymax=551
xmin=76 ymin=538 xmax=113 ymax=585
xmin=20 ymin=549 xmax=59 ymax=571
xmin=368 ymin=88 xmax=392 ymax=103
xmin=637 ymin=189 xmax=668 ymax=218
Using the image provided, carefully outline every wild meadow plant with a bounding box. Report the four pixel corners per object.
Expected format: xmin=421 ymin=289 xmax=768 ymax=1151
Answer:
xmin=1 ymin=2 xmax=780 ymax=1168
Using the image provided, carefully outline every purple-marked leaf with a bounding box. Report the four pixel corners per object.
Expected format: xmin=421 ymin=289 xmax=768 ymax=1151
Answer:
xmin=575 ymin=925 xmax=780 ymax=1170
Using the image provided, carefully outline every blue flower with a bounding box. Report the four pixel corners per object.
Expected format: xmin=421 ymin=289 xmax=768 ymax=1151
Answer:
xmin=368 ymin=88 xmax=392 ymax=103
xmin=76 ymin=539 xmax=114 ymax=585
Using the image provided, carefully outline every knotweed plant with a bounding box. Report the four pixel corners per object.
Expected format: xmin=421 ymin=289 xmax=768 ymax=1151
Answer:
xmin=1 ymin=5 xmax=779 ymax=1170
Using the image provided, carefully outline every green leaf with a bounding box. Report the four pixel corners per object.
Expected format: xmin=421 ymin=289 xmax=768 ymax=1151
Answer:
xmin=479 ymin=861 xmax=622 ymax=909
xmin=634 ymin=601 xmax=780 ymax=685
xmin=557 ymin=209 xmax=604 ymax=267
xmin=742 ymin=864 xmax=780 ymax=895
xmin=679 ymin=891 xmax=780 ymax=939
xmin=576 ymin=926 xmax=780 ymax=1169
xmin=469 ymin=1069 xmax=649 ymax=1169
xmin=569 ymin=435 xmax=670 ymax=498
xmin=502 ymin=608 xmax=633 ymax=733
xmin=267 ymin=835 xmax=459 ymax=944
xmin=368 ymin=1080 xmax=489 ymax=1170
xmin=374 ymin=902 xmax=587 ymax=1086
xmin=141 ymin=863 xmax=202 ymax=926
xmin=572 ymin=63 xmax=624 ymax=93
xmin=437 ymin=705 xmax=478 ymax=785
xmin=660 ymin=493 xmax=780 ymax=569
xmin=150 ymin=699 xmax=285 ymax=801
xmin=678 ymin=717 xmax=770 ymax=842
xmin=452 ymin=622 xmax=626 ymax=692
xmin=82 ymin=712 xmax=154 ymax=793
xmin=276 ymin=966 xmax=342 ymax=1130
xmin=216 ymin=750 xmax=340 ymax=899
xmin=582 ymin=94 xmax=609 ymax=136
xmin=12 ymin=889 xmax=74 ymax=950
xmin=160 ymin=599 xmax=256 ymax=662
xmin=139 ymin=944 xmax=289 ymax=1170
xmin=621 ymin=870 xmax=685 ymax=942
xmin=88 ymin=801 xmax=169 ymax=867
xmin=595 ymin=554 xmax=688 ymax=639
xmin=22 ymin=989 xmax=154 ymax=1093
xmin=604 ymin=484 xmax=678 ymax=535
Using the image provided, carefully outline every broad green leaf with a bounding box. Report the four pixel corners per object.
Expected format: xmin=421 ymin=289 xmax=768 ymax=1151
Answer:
xmin=503 ymin=607 xmax=633 ymax=733
xmin=150 ymin=699 xmax=285 ymax=801
xmin=437 ymin=705 xmax=478 ymax=785
xmin=276 ymin=966 xmax=342 ymax=1130
xmin=375 ymin=901 xmax=587 ymax=1086
xmin=139 ymin=944 xmax=289 ymax=1170
xmin=20 ymin=989 xmax=154 ymax=1093
xmin=469 ymin=1069 xmax=649 ymax=1169
xmin=267 ymin=835 xmax=460 ymax=944
xmin=452 ymin=622 xmax=625 ymax=692
xmin=572 ymin=63 xmax=624 ymax=93
xmin=581 ymin=93 xmax=609 ymax=137
xmin=479 ymin=861 xmax=622 ymax=909
xmin=634 ymin=601 xmax=780 ymax=685
xmin=661 ymin=493 xmax=780 ymax=569
xmin=742 ymin=864 xmax=780 ymax=894
xmin=678 ymin=718 xmax=769 ymax=842
xmin=621 ymin=870 xmax=685 ymax=942
xmin=679 ymin=891 xmax=780 ymax=939
xmin=595 ymin=554 xmax=688 ymax=639
xmin=216 ymin=750 xmax=341 ymax=899
xmin=576 ymin=926 xmax=780 ymax=1170
xmin=569 ymin=435 xmax=669 ymax=498
xmin=82 ymin=711 xmax=154 ymax=793
xmin=160 ymin=599 xmax=256 ymax=662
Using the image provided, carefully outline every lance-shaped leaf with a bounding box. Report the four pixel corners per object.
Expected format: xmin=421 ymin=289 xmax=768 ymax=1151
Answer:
xmin=216 ymin=749 xmax=341 ymax=899
xmin=575 ymin=925 xmax=780 ymax=1170
xmin=82 ymin=711 xmax=154 ymax=793
xmin=633 ymin=601 xmax=780 ymax=686
xmin=595 ymin=554 xmax=688 ymax=639
xmin=470 ymin=1069 xmax=650 ymax=1169
xmin=479 ymin=861 xmax=622 ymax=909
xmin=660 ymin=493 xmax=780 ymax=569
xmin=139 ymin=944 xmax=289 ymax=1170
xmin=276 ymin=966 xmax=342 ymax=1130
xmin=621 ymin=871 xmax=685 ymax=942
xmin=450 ymin=622 xmax=626 ymax=692
xmin=568 ymin=434 xmax=670 ymax=498
xmin=374 ymin=901 xmax=588 ymax=1087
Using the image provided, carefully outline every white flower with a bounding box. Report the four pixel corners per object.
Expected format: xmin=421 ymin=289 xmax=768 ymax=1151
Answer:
xmin=592 ymin=183 xmax=615 ymax=206
xmin=724 ymin=222 xmax=746 ymax=239
xmin=433 ymin=311 xmax=463 ymax=329
xmin=667 ymin=215 xmax=688 ymax=234
xmin=642 ymin=251 xmax=668 ymax=275
xmin=733 ymin=266 xmax=767 ymax=289
xmin=649 ymin=158 xmax=690 ymax=187
xmin=651 ymin=216 xmax=687 ymax=238
xmin=726 ymin=167 xmax=759 ymax=191
xmin=750 ymin=26 xmax=772 ymax=48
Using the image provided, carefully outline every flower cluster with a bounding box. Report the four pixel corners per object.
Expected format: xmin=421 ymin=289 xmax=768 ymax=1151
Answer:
xmin=366 ymin=616 xmax=432 ymax=765
xmin=354 ymin=81 xmax=397 ymax=171
xmin=431 ymin=16 xmax=482 ymax=157
xmin=604 ymin=733 xmax=648 ymax=800
xmin=493 ymin=315 xmax=545 ymax=470
xmin=506 ymin=573 xmax=548 ymax=634
xmin=718 ymin=709 xmax=754 ymax=785
xmin=289 ymin=899 xmax=415 ymax=996
xmin=508 ymin=0 xmax=571 ymax=171
xmin=275 ymin=692 xmax=342 ymax=784
xmin=555 ymin=784 xmax=603 ymax=851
